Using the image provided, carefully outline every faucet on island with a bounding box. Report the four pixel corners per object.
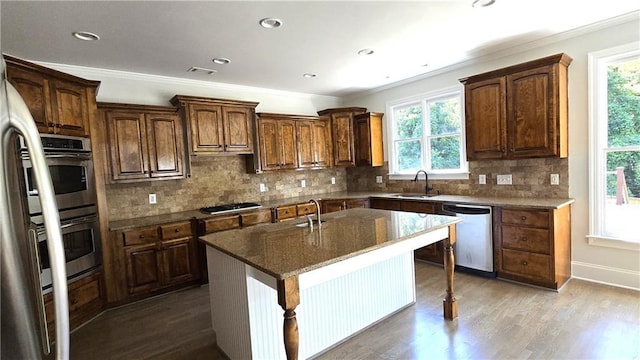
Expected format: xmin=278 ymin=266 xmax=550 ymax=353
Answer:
xmin=413 ymin=170 xmax=433 ymax=195
xmin=308 ymin=199 xmax=322 ymax=228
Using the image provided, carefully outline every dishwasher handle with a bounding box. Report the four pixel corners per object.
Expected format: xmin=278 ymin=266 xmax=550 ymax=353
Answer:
xmin=442 ymin=204 xmax=491 ymax=215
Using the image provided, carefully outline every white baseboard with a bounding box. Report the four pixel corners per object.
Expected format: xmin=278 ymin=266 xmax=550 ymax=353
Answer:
xmin=572 ymin=261 xmax=640 ymax=291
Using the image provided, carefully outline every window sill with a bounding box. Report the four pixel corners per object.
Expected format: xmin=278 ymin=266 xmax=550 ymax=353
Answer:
xmin=388 ymin=172 xmax=469 ymax=181
xmin=587 ymin=235 xmax=640 ymax=251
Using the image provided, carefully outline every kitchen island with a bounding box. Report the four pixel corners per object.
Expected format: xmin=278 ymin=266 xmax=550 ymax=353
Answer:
xmin=199 ymin=208 xmax=461 ymax=360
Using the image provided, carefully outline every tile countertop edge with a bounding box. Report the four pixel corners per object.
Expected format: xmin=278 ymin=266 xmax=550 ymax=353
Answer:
xmin=109 ymin=191 xmax=575 ymax=231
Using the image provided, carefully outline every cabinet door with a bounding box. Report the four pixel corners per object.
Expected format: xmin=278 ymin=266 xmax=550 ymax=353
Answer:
xmin=355 ymin=113 xmax=384 ymax=167
xmin=125 ymin=243 xmax=161 ymax=295
xmin=312 ymin=119 xmax=333 ymax=168
xmin=260 ymin=118 xmax=297 ymax=171
xmin=146 ymin=113 xmax=185 ymax=179
xmin=49 ymin=79 xmax=90 ymax=136
xmin=507 ymin=65 xmax=558 ymax=158
xmin=6 ymin=66 xmax=52 ymax=133
xmin=223 ymin=106 xmax=254 ymax=153
xmin=160 ymin=237 xmax=196 ymax=286
xmin=322 ymin=200 xmax=345 ymax=214
xmin=279 ymin=120 xmax=298 ymax=169
xmin=106 ymin=111 xmax=150 ymax=181
xmin=188 ymin=103 xmax=224 ymax=153
xmin=296 ymin=120 xmax=315 ymax=168
xmin=331 ymin=112 xmax=356 ymax=167
xmin=346 ymin=198 xmax=369 ymax=209
xmin=464 ymin=77 xmax=507 ymax=160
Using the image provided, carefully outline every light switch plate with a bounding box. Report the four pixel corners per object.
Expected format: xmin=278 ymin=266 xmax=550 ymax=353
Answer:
xmin=259 ymin=183 xmax=267 ymax=192
xmin=331 ymin=177 xmax=336 ymax=185
xmin=376 ymin=176 xmax=383 ymax=184
xmin=149 ymin=193 xmax=157 ymax=204
xmin=301 ymin=179 xmax=306 ymax=188
xmin=550 ymin=174 xmax=560 ymax=185
xmin=497 ymin=174 xmax=512 ymax=185
xmin=479 ymin=174 xmax=486 ymax=185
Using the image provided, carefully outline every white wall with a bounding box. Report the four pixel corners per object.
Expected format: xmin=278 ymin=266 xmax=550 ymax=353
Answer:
xmin=37 ymin=62 xmax=341 ymax=115
xmin=343 ymin=14 xmax=640 ymax=290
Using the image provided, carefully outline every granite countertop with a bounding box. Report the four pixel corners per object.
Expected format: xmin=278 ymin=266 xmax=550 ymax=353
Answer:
xmin=199 ymin=207 xmax=461 ymax=279
xmin=108 ymin=191 xmax=574 ymax=231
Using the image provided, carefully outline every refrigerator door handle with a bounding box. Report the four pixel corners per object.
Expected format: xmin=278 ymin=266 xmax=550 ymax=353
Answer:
xmin=6 ymin=81 xmax=70 ymax=359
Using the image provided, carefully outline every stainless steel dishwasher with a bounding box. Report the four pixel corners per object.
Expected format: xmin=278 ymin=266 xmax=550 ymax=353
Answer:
xmin=442 ymin=203 xmax=495 ymax=277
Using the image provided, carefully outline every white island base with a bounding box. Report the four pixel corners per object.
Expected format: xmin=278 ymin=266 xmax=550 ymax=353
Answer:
xmin=206 ymin=226 xmax=449 ymax=359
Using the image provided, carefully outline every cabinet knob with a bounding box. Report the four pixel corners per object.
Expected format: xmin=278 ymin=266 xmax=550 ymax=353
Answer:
xmin=71 ymin=298 xmax=78 ymax=305
xmin=522 ymin=261 xmax=528 ymax=266
xmin=520 ymin=236 xmax=528 ymax=241
xmin=521 ymin=216 xmax=527 ymax=222
xmin=175 ymin=228 xmax=180 ymax=233
xmin=139 ymin=234 xmax=144 ymax=239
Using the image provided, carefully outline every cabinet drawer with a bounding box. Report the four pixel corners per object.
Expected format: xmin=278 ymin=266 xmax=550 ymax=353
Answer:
xmin=160 ymin=221 xmax=192 ymax=240
xmin=502 ymin=209 xmax=549 ymax=228
xmin=501 ymin=226 xmax=550 ymax=254
xmin=122 ymin=226 xmax=159 ymax=246
xmin=501 ymin=248 xmax=552 ymax=281
xmin=296 ymin=203 xmax=316 ymax=216
xmin=68 ymin=276 xmax=101 ymax=312
xmin=276 ymin=205 xmax=297 ymax=221
xmin=240 ymin=209 xmax=273 ymax=226
xmin=202 ymin=215 xmax=241 ymax=234
xmin=402 ymin=201 xmax=436 ymax=214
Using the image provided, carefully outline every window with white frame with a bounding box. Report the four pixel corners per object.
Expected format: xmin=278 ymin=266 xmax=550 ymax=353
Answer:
xmin=588 ymin=43 xmax=640 ymax=247
xmin=387 ymin=88 xmax=467 ymax=179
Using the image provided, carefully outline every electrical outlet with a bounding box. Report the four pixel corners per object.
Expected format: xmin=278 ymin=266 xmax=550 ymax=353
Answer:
xmin=376 ymin=176 xmax=383 ymax=184
xmin=301 ymin=179 xmax=306 ymax=188
xmin=331 ymin=177 xmax=336 ymax=185
xmin=479 ymin=174 xmax=486 ymax=185
xmin=259 ymin=183 xmax=267 ymax=192
xmin=550 ymin=174 xmax=560 ymax=185
xmin=148 ymin=193 xmax=157 ymax=204
xmin=497 ymin=174 xmax=512 ymax=185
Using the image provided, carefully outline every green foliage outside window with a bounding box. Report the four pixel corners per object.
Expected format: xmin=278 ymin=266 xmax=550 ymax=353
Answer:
xmin=607 ymin=60 xmax=640 ymax=197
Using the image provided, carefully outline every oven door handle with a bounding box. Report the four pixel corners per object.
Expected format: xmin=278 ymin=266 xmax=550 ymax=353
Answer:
xmin=38 ymin=215 xmax=98 ymax=236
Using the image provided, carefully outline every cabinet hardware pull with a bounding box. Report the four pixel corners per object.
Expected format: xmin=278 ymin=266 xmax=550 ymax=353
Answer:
xmin=175 ymin=228 xmax=180 ymax=232
xmin=139 ymin=234 xmax=144 ymax=239
xmin=522 ymin=261 xmax=528 ymax=266
xmin=520 ymin=236 xmax=528 ymax=241
xmin=71 ymin=298 xmax=78 ymax=305
xmin=521 ymin=216 xmax=527 ymax=221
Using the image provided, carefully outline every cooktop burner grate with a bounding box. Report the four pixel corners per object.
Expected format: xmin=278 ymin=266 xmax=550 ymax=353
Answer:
xmin=200 ymin=202 xmax=262 ymax=215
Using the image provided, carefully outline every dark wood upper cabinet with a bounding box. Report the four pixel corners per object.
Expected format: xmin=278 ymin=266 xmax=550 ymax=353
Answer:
xmin=354 ymin=112 xmax=384 ymax=167
xmin=100 ymin=103 xmax=186 ymax=183
xmin=317 ymin=107 xmax=367 ymax=167
xmin=460 ymin=53 xmax=571 ymax=161
xmin=249 ymin=113 xmax=331 ymax=173
xmin=5 ymin=55 xmax=99 ymax=137
xmin=170 ymin=95 xmax=258 ymax=155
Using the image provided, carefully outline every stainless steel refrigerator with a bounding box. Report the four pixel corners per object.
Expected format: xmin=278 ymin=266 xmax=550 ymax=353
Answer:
xmin=1 ymin=57 xmax=70 ymax=358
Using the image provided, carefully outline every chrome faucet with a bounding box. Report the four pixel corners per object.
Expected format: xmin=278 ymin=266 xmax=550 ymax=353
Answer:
xmin=413 ymin=170 xmax=433 ymax=195
xmin=309 ymin=199 xmax=322 ymax=228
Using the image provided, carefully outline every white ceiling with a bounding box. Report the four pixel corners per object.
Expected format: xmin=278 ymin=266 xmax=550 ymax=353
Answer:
xmin=1 ymin=1 xmax=639 ymax=97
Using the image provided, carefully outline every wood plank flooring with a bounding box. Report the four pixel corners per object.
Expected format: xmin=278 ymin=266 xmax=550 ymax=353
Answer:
xmin=70 ymin=262 xmax=640 ymax=359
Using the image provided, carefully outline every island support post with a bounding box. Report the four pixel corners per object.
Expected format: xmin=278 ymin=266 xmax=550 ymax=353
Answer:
xmin=443 ymin=224 xmax=458 ymax=320
xmin=277 ymin=276 xmax=300 ymax=360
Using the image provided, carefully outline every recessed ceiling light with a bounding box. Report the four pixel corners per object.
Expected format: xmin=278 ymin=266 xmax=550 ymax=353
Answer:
xmin=303 ymin=73 xmax=317 ymax=78
xmin=259 ymin=18 xmax=283 ymax=28
xmin=72 ymin=31 xmax=100 ymax=41
xmin=472 ymin=0 xmax=495 ymax=7
xmin=358 ymin=49 xmax=374 ymax=56
xmin=212 ymin=57 xmax=231 ymax=65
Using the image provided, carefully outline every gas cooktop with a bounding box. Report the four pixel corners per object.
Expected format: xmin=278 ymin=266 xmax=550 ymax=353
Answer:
xmin=200 ymin=202 xmax=262 ymax=215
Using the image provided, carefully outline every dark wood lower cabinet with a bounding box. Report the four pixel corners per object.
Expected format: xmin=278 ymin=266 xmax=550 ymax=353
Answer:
xmin=321 ymin=198 xmax=369 ymax=214
xmin=44 ymin=271 xmax=105 ymax=340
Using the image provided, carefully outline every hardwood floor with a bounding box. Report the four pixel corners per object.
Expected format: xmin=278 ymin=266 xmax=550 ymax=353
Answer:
xmin=70 ymin=262 xmax=640 ymax=359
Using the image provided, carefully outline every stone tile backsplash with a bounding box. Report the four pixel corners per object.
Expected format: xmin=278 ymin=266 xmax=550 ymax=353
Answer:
xmin=106 ymin=156 xmax=347 ymax=221
xmin=106 ymin=156 xmax=568 ymax=221
xmin=346 ymin=158 xmax=569 ymax=198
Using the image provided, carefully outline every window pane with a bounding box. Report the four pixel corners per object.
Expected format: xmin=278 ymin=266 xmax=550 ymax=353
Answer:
xmin=394 ymin=103 xmax=422 ymax=140
xmin=604 ymin=150 xmax=640 ymax=238
xmin=430 ymin=136 xmax=461 ymax=170
xmin=607 ymin=59 xmax=640 ymax=147
xmin=396 ymin=140 xmax=422 ymax=172
xmin=429 ymin=97 xmax=461 ymax=136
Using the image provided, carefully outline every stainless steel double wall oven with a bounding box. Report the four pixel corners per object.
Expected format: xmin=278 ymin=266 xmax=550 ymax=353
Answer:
xmin=20 ymin=134 xmax=101 ymax=293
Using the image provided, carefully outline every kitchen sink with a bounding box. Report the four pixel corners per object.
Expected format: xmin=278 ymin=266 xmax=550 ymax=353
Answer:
xmin=295 ymin=220 xmax=326 ymax=227
xmin=391 ymin=193 xmax=438 ymax=199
